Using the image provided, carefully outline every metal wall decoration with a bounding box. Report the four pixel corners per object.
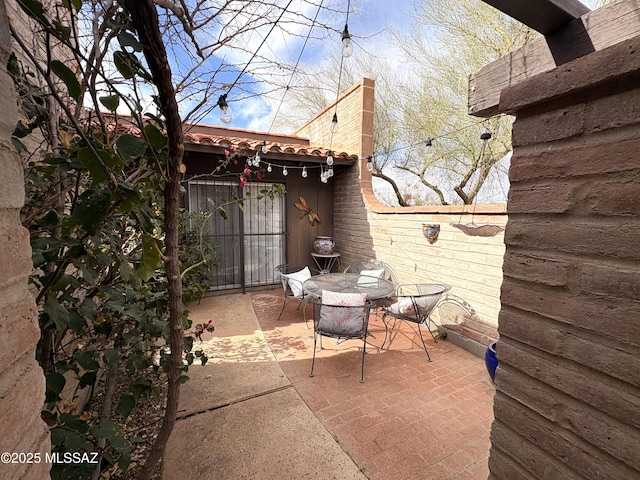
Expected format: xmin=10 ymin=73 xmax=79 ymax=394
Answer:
xmin=423 ymin=223 xmax=441 ymax=244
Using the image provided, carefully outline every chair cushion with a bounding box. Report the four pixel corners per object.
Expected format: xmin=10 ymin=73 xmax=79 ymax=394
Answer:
xmin=284 ymin=266 xmax=311 ymax=297
xmin=357 ymin=269 xmax=385 ymax=285
xmin=319 ymin=290 xmax=367 ymax=335
xmin=387 ymin=298 xmax=414 ymax=315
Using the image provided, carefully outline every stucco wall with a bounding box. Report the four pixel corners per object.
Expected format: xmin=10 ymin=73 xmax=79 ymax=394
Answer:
xmin=487 ymin=35 xmax=640 ymax=480
xmin=0 ymin=1 xmax=50 ymax=479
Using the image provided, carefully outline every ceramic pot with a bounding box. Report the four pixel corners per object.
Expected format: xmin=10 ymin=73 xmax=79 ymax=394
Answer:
xmin=313 ymin=236 xmax=335 ymax=254
xmin=485 ymin=341 xmax=498 ymax=382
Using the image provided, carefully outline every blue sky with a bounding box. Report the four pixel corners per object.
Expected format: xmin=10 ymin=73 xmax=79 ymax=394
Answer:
xmin=191 ymin=0 xmax=604 ymax=132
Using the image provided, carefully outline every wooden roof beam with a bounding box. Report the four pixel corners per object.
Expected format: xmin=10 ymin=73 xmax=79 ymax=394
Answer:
xmin=482 ymin=0 xmax=590 ymax=34
xmin=469 ymin=1 xmax=640 ymax=117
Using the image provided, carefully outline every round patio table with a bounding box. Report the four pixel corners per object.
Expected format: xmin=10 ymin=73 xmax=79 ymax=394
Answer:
xmin=303 ymin=273 xmax=396 ymax=300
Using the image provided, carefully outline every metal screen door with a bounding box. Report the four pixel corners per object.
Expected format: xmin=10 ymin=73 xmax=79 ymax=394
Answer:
xmin=187 ymin=179 xmax=285 ymax=290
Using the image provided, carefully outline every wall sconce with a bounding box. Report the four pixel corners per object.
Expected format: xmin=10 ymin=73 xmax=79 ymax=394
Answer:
xmin=423 ymin=224 xmax=440 ymax=244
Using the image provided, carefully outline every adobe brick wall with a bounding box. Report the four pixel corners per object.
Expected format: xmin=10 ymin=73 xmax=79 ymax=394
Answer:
xmin=333 ymin=161 xmax=506 ymax=336
xmin=487 ymin=36 xmax=640 ymax=479
xmin=0 ymin=2 xmax=50 ymax=479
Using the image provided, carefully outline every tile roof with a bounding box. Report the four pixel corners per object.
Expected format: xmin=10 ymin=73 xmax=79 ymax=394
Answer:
xmin=183 ymin=125 xmax=358 ymax=163
xmin=105 ymin=121 xmax=359 ymax=163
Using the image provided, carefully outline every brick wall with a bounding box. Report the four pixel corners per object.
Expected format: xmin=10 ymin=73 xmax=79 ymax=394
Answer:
xmin=333 ymin=161 xmax=506 ymax=337
xmin=487 ymin=36 xmax=640 ymax=479
xmin=293 ymin=78 xmax=374 ymax=157
xmin=0 ymin=1 xmax=50 ymax=479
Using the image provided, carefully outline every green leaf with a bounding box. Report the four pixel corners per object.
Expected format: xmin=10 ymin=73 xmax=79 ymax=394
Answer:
xmin=62 ymin=0 xmax=82 ymax=11
xmin=72 ymin=188 xmax=111 ymax=235
xmin=116 ymin=134 xmax=147 ymax=163
xmin=113 ymin=51 xmax=135 ymax=79
xmin=116 ymin=394 xmax=135 ymax=418
xmin=103 ymin=349 xmax=121 ymax=366
xmin=51 ymin=60 xmax=81 ymax=101
xmin=136 ymin=233 xmax=162 ymax=281
xmin=46 ymin=372 xmax=66 ymax=403
xmin=53 ymin=21 xmax=71 ymax=41
xmin=16 ymin=0 xmax=50 ymax=26
xmin=44 ymin=295 xmax=69 ymax=335
xmin=76 ymin=351 xmax=99 ymax=371
xmin=79 ymin=371 xmax=97 ymax=388
xmin=144 ymin=123 xmax=167 ymax=151
xmin=179 ymin=375 xmax=190 ymax=384
xmin=36 ymin=210 xmax=60 ymax=228
xmin=99 ymin=94 xmax=120 ymax=111
xmin=118 ymin=31 xmax=143 ymax=52
xmin=183 ymin=335 xmax=193 ymax=353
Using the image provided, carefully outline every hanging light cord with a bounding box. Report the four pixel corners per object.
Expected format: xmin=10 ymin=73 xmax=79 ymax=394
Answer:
xmin=223 ymin=0 xmax=295 ymax=99
xmin=328 ymin=0 xmax=352 ymax=152
xmin=263 ymin=0 xmax=325 ymax=138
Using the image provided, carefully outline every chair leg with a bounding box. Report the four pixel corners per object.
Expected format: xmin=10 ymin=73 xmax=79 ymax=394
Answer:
xmin=277 ymin=298 xmax=287 ymax=320
xmin=309 ymin=332 xmax=318 ymax=377
xmin=416 ymin=324 xmax=433 ymax=362
xmin=360 ymin=335 xmax=367 ymax=383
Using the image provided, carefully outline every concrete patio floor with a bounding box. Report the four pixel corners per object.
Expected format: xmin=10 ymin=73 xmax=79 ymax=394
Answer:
xmin=164 ymin=290 xmax=495 ymax=480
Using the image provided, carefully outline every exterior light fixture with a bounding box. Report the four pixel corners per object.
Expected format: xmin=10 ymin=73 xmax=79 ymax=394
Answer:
xmin=253 ymin=153 xmax=261 ymax=167
xmin=302 ymin=166 xmax=308 ymax=178
xmin=267 ymin=163 xmax=272 ymax=173
xmin=326 ymin=151 xmax=334 ymax=166
xmin=341 ymin=24 xmax=353 ymax=58
xmin=261 ymin=140 xmax=268 ymax=155
xmin=366 ymin=156 xmax=373 ymax=172
xmin=282 ymin=165 xmax=288 ymax=176
xmin=330 ymin=113 xmax=339 ymax=133
xmin=217 ymin=94 xmax=232 ymax=124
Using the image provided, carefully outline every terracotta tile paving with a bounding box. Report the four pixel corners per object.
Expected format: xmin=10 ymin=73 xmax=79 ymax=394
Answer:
xmin=250 ymin=290 xmax=495 ymax=480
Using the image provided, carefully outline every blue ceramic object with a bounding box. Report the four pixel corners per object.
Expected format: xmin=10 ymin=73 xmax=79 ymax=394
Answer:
xmin=485 ymin=341 xmax=498 ymax=382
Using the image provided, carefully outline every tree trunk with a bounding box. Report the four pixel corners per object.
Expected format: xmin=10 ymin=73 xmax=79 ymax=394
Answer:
xmin=123 ymin=2 xmax=185 ymax=479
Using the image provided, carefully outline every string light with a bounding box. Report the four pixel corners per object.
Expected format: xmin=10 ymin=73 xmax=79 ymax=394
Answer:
xmin=302 ymin=166 xmax=308 ymax=178
xmin=326 ymin=151 xmax=334 ymax=166
xmin=341 ymin=24 xmax=353 ymax=57
xmin=253 ymin=153 xmax=261 ymax=167
xmin=330 ymin=113 xmax=339 ymax=133
xmin=282 ymin=165 xmax=288 ymax=176
xmin=217 ymin=94 xmax=232 ymax=124
xmin=366 ymin=156 xmax=373 ymax=172
xmin=261 ymin=141 xmax=268 ymax=155
xmin=267 ymin=163 xmax=272 ymax=172
xmin=328 ymin=166 xmax=334 ymax=177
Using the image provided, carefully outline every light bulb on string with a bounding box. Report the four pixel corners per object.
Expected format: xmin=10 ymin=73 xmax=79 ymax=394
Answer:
xmin=341 ymin=24 xmax=353 ymax=58
xmin=267 ymin=163 xmax=272 ymax=173
xmin=326 ymin=151 xmax=334 ymax=166
xmin=302 ymin=166 xmax=308 ymax=178
xmin=217 ymin=94 xmax=233 ymax=124
xmin=330 ymin=113 xmax=339 ymax=133
xmin=261 ymin=141 xmax=268 ymax=155
xmin=282 ymin=165 xmax=288 ymax=176
xmin=366 ymin=156 xmax=373 ymax=172
xmin=328 ymin=166 xmax=334 ymax=177
xmin=254 ymin=153 xmax=261 ymax=167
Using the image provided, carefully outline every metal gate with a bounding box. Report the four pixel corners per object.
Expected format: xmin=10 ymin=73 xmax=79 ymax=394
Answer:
xmin=187 ymin=179 xmax=285 ymax=290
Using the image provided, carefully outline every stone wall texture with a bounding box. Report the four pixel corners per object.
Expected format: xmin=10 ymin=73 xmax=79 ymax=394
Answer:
xmin=0 ymin=1 xmax=50 ymax=479
xmin=487 ymin=35 xmax=640 ymax=480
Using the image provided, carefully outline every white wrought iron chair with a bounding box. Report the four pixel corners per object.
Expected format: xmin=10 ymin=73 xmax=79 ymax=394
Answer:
xmin=381 ymin=283 xmax=451 ymax=362
xmin=274 ymin=264 xmax=319 ymax=326
xmin=309 ymin=291 xmax=372 ymax=383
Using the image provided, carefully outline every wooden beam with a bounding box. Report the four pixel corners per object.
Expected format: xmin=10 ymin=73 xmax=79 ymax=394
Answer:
xmin=469 ymin=0 xmax=640 ymax=118
xmin=482 ymin=0 xmax=589 ymax=34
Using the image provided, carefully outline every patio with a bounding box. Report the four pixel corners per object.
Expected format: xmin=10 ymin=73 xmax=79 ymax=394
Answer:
xmin=165 ymin=290 xmax=494 ymax=480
